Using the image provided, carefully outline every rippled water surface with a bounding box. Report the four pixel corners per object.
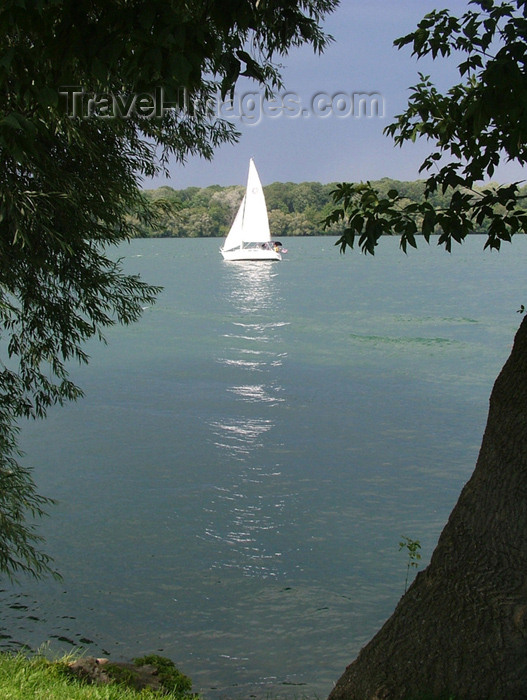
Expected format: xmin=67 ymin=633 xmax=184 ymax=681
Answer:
xmin=5 ymin=236 xmax=526 ymax=698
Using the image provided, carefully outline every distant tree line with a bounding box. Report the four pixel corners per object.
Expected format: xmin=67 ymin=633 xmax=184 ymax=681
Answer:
xmin=131 ymin=179 xmax=526 ymax=238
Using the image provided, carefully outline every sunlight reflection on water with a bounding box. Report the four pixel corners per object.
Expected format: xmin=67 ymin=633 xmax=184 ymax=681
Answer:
xmin=205 ymin=260 xmax=292 ymax=582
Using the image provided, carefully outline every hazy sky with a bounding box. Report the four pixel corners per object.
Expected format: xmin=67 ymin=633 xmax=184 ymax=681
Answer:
xmin=144 ymin=1 xmax=525 ymax=190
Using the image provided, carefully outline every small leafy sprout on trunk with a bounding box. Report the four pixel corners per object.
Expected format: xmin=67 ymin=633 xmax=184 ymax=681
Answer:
xmin=399 ymin=536 xmax=422 ymax=593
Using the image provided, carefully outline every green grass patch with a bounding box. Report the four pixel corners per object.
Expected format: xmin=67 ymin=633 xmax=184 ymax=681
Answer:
xmin=0 ymin=652 xmax=200 ymax=699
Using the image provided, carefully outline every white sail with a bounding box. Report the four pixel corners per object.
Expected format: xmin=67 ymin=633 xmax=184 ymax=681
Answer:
xmin=223 ymin=195 xmax=246 ymax=252
xmin=240 ymin=158 xmax=271 ymax=244
xmin=220 ymin=158 xmax=281 ymax=261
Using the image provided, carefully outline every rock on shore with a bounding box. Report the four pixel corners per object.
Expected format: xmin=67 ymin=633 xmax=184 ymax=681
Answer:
xmin=67 ymin=656 xmax=164 ymax=691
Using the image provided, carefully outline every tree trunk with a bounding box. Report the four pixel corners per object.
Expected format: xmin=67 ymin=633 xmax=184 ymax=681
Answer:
xmin=329 ymin=317 xmax=527 ymax=700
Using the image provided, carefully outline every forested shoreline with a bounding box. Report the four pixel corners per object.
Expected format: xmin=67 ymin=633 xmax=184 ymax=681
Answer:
xmin=134 ymin=178 xmax=524 ymax=238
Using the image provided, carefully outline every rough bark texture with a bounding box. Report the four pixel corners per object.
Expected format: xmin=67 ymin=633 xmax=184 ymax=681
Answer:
xmin=329 ymin=317 xmax=527 ymax=700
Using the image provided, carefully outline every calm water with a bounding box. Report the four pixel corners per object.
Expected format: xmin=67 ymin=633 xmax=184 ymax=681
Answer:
xmin=3 ymin=236 xmax=525 ymax=698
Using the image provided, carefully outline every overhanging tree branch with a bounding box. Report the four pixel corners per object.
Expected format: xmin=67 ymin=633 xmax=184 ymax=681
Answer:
xmin=325 ymin=0 xmax=527 ymax=256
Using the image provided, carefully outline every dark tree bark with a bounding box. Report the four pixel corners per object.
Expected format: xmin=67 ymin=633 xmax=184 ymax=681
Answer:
xmin=329 ymin=317 xmax=527 ymax=700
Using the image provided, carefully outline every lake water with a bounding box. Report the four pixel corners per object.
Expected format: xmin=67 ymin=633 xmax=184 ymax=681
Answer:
xmin=3 ymin=236 xmax=525 ymax=699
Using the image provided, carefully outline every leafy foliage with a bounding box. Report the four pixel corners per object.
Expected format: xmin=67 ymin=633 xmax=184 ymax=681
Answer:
xmin=133 ymin=181 xmax=344 ymax=238
xmin=325 ymin=0 xmax=527 ymax=254
xmin=399 ymin=536 xmax=422 ymax=593
xmin=132 ymin=178 xmax=521 ymax=239
xmin=0 ymin=0 xmax=338 ymax=579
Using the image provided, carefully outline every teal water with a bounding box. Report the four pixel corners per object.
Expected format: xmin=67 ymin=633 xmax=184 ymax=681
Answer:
xmin=3 ymin=235 xmax=525 ymax=698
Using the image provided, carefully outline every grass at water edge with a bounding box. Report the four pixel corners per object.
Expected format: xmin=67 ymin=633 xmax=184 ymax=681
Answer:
xmin=0 ymin=652 xmax=199 ymax=700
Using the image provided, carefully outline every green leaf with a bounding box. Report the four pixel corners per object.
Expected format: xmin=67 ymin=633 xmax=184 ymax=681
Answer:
xmin=36 ymin=86 xmax=59 ymax=108
xmin=1 ymin=113 xmax=23 ymax=130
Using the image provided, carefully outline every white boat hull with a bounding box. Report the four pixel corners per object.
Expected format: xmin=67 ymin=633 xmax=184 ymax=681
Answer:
xmin=221 ymin=247 xmax=282 ymax=261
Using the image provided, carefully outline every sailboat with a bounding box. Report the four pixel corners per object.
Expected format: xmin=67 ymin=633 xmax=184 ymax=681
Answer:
xmin=220 ymin=158 xmax=282 ymax=261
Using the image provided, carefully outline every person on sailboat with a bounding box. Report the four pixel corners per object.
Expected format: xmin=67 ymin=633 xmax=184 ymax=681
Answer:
xmin=272 ymin=241 xmax=287 ymax=254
